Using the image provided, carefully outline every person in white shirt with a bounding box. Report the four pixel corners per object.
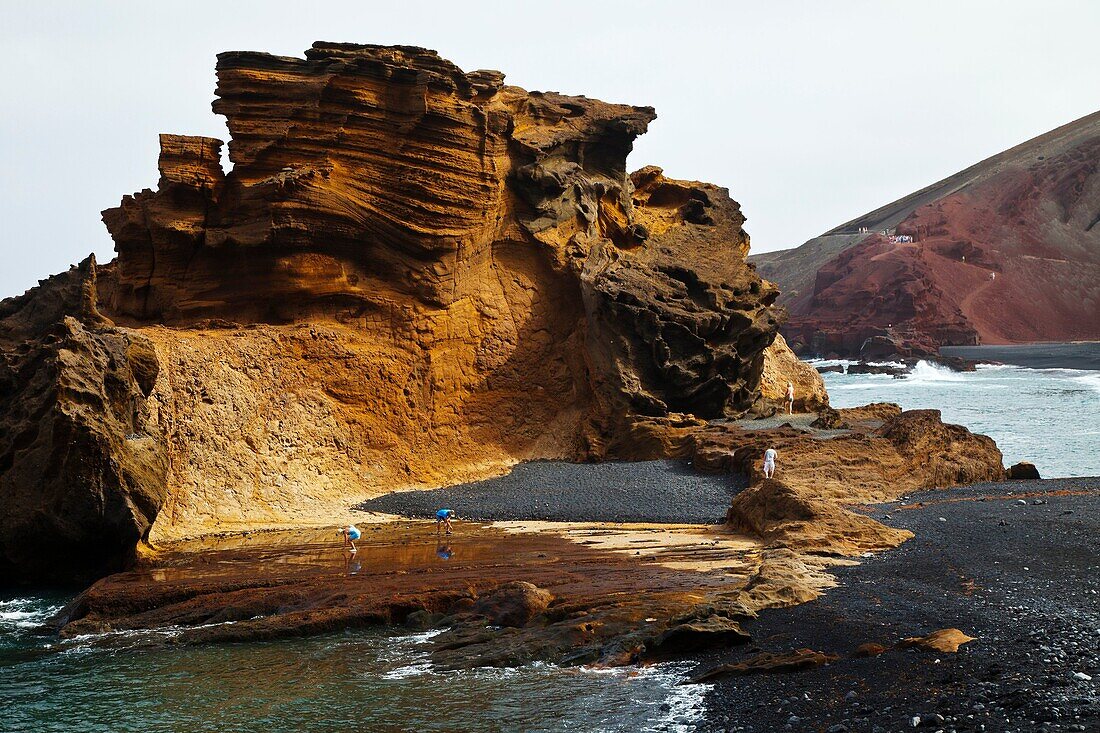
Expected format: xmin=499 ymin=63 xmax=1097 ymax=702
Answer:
xmin=763 ymin=447 xmax=777 ymax=478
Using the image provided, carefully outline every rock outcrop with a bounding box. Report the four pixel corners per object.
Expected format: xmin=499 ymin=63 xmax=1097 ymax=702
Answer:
xmin=752 ymin=110 xmax=1100 ymax=357
xmin=0 ymin=258 xmax=167 ymax=583
xmin=0 ymin=43 xmax=783 ymax=582
xmin=757 ymin=333 xmax=829 ymax=413
xmin=1007 ymin=461 xmax=1042 ymax=480
xmin=100 ymin=44 xmax=779 ymax=424
xmin=709 ymin=408 xmax=1005 ymax=555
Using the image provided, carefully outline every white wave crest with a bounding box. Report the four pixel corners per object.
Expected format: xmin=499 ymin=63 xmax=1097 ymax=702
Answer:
xmin=905 ymin=360 xmax=967 ymax=383
xmin=0 ymin=598 xmax=63 ymax=631
xmin=1071 ymin=372 xmax=1100 ymax=394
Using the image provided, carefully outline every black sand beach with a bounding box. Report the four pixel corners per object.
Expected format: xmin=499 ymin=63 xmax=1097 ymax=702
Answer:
xmin=359 ymin=459 xmax=748 ymax=524
xmin=696 ymin=477 xmax=1100 ymax=733
xmin=939 ymin=343 xmax=1100 ymax=370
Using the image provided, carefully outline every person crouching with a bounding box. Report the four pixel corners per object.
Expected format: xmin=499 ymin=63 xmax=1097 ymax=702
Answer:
xmin=435 ymin=508 xmax=455 ymax=535
xmin=339 ymin=524 xmax=362 ymax=553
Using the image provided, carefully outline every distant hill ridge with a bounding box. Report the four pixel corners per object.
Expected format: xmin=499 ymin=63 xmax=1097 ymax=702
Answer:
xmin=751 ymin=110 xmax=1100 ymax=356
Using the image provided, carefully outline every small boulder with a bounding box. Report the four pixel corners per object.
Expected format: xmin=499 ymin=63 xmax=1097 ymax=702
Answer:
xmin=897 ymin=628 xmax=975 ymax=653
xmin=1007 ymin=462 xmax=1041 ymax=480
xmin=853 ymin=642 xmax=888 ymax=658
xmin=649 ymin=614 xmax=751 ymax=656
xmin=470 ymin=581 xmax=552 ymax=627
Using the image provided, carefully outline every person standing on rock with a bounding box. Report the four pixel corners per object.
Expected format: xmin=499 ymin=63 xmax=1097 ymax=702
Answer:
xmin=763 ymin=448 xmax=778 ymax=479
xmin=436 ymin=508 xmax=456 ymax=535
xmin=339 ymin=524 xmax=361 ymax=553
xmin=785 ymin=381 xmax=795 ymax=414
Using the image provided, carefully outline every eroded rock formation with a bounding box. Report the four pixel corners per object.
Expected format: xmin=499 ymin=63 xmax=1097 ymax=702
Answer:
xmin=709 ymin=407 xmax=1005 ymax=555
xmin=0 ymin=258 xmax=167 ymax=583
xmin=1 ymin=43 xmax=784 ymax=582
xmin=757 ymin=333 xmax=828 ymax=413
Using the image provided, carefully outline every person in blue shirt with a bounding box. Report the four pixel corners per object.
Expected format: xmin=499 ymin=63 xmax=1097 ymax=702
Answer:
xmin=339 ymin=524 xmax=362 ymax=553
xmin=436 ymin=508 xmax=455 ymax=535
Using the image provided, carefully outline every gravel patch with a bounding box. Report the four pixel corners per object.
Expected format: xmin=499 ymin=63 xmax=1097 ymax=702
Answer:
xmin=358 ymin=459 xmax=748 ymax=524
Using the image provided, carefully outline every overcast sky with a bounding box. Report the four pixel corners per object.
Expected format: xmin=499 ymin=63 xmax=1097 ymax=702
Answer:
xmin=2 ymin=0 xmax=1097 ymax=298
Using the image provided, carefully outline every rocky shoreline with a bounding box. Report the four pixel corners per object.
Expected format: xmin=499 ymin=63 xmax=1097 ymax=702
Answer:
xmin=39 ymin=405 xmax=1007 ymax=674
xmin=696 ymin=477 xmax=1100 ymax=733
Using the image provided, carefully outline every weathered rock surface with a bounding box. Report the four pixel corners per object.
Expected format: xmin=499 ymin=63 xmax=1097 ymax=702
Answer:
xmin=757 ymin=332 xmax=829 ymax=413
xmin=0 ymin=43 xmax=784 ymax=581
xmin=1007 ymin=461 xmax=1042 ymax=480
xmin=46 ymin=522 xmax=823 ymax=669
xmin=727 ymin=478 xmax=913 ymax=555
xmin=0 ymin=258 xmax=167 ymax=583
xmin=100 ymin=43 xmax=779 ymax=425
xmin=706 ymin=408 xmax=1004 ymax=555
xmin=469 ymin=581 xmax=553 ymax=627
xmin=690 ymin=648 xmax=838 ymax=682
xmin=753 ymin=110 xmax=1100 ymax=356
xmin=898 ymin=627 xmax=976 ymax=653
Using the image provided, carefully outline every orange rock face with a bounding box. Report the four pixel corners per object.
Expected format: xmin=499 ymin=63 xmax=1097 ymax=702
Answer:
xmin=101 ymin=43 xmax=779 ymax=421
xmin=2 ymin=44 xmax=783 ymax=582
xmin=898 ymin=628 xmax=976 ymax=653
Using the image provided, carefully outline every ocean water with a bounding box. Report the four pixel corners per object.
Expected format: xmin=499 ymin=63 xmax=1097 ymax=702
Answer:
xmin=0 ymin=595 xmax=710 ymax=733
xmin=814 ymin=359 xmax=1100 ymax=478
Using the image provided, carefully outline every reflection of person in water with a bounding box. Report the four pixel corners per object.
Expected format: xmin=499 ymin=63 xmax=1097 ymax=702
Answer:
xmin=344 ymin=552 xmax=362 ymax=575
xmin=436 ymin=543 xmax=453 ymax=560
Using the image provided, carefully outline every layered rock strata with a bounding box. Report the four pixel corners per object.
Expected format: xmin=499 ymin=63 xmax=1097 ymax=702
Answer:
xmin=1 ymin=43 xmax=785 ymax=582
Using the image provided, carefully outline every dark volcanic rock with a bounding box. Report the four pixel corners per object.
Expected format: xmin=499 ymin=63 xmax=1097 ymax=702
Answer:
xmin=0 ymin=257 xmax=167 ymax=584
xmin=846 ymin=361 xmax=909 ymax=376
xmin=469 ymin=581 xmax=553 ymax=627
xmin=1007 ymin=461 xmax=1042 ymax=480
xmin=648 ymin=614 xmax=752 ymax=657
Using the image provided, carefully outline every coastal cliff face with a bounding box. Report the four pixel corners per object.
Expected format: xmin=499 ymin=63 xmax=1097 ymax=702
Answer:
xmin=752 ymin=110 xmax=1100 ymax=357
xmin=101 ymin=43 xmax=779 ymax=422
xmin=0 ymin=258 xmax=167 ymax=583
xmin=1 ymin=44 xmax=783 ymax=580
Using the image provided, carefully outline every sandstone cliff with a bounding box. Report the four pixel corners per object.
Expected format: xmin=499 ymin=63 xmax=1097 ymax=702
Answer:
xmin=751 ymin=110 xmax=1100 ymax=356
xmin=1 ymin=44 xmax=784 ymax=582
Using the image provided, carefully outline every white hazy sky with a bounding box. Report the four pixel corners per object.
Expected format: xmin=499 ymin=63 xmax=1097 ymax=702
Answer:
xmin=2 ymin=0 xmax=1098 ymax=298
